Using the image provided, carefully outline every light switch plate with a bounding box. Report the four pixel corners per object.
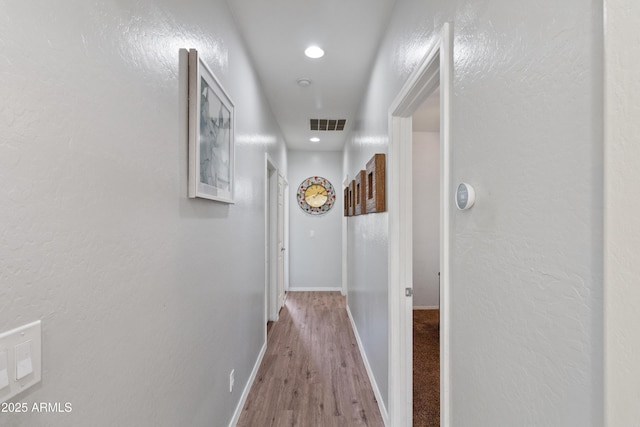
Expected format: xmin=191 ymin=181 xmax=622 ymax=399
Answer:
xmin=15 ymin=341 xmax=33 ymax=380
xmin=0 ymin=321 xmax=41 ymax=403
xmin=0 ymin=350 xmax=8 ymax=390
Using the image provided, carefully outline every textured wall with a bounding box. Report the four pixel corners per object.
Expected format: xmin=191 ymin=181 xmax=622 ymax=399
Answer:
xmin=288 ymin=150 xmax=343 ymax=289
xmin=343 ymin=108 xmax=391 ymax=408
xmin=0 ymin=1 xmax=286 ymax=426
xmin=412 ymin=132 xmax=440 ymax=308
xmin=604 ymin=0 xmax=640 ymax=424
xmin=345 ymin=0 xmax=603 ymax=424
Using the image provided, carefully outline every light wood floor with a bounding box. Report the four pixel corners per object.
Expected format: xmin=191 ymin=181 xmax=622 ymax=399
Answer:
xmin=237 ymin=291 xmax=384 ymax=427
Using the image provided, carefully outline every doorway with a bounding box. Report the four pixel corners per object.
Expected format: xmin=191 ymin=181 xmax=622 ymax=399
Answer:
xmin=388 ymin=23 xmax=452 ymax=426
xmin=411 ymin=89 xmax=441 ymax=426
xmin=265 ymin=155 xmax=286 ymax=330
xmin=276 ymin=173 xmax=286 ymax=311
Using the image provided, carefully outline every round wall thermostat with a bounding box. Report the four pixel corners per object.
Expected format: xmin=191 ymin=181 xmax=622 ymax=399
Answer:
xmin=456 ymin=183 xmax=475 ymax=210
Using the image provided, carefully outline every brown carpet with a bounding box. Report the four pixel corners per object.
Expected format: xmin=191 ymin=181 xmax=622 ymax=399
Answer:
xmin=413 ymin=309 xmax=440 ymax=427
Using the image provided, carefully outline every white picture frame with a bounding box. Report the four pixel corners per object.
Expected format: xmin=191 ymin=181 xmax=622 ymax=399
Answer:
xmin=188 ymin=48 xmax=235 ymax=203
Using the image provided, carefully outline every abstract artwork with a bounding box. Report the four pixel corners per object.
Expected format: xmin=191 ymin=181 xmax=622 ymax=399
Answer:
xmin=188 ymin=49 xmax=235 ymax=203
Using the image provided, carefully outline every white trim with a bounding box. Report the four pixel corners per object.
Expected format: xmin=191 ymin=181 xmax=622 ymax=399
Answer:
xmin=264 ymin=155 xmax=271 ymax=338
xmin=440 ymin=24 xmax=453 ymax=427
xmin=283 ymin=178 xmax=290 ymax=293
xmin=265 ymin=154 xmax=279 ymax=327
xmin=228 ymin=342 xmax=267 ymax=427
xmin=347 ymin=305 xmax=390 ymax=426
xmin=413 ymin=306 xmax=440 ymax=310
xmin=276 ymin=173 xmax=286 ymax=314
xmin=342 ymin=175 xmax=350 ymax=297
xmin=387 ymin=22 xmax=453 ymax=427
xmin=288 ymin=287 xmax=342 ymax=292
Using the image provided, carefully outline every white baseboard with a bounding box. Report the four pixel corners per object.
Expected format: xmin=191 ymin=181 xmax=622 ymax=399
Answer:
xmin=346 ymin=305 xmax=390 ymax=426
xmin=228 ymin=341 xmax=267 ymax=427
xmin=413 ymin=305 xmax=440 ymax=310
xmin=288 ymin=287 xmax=342 ymax=292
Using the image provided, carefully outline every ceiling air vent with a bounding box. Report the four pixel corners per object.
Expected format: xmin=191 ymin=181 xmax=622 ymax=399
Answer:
xmin=310 ymin=119 xmax=347 ymax=131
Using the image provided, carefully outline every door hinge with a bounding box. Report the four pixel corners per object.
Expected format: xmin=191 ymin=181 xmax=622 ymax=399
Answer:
xmin=405 ymin=288 xmax=413 ymax=297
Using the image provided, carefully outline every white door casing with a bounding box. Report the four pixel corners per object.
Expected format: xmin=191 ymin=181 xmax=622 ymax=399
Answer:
xmin=388 ymin=22 xmax=453 ymax=427
xmin=277 ymin=174 xmax=286 ymax=311
xmin=342 ymin=175 xmax=350 ymax=296
xmin=265 ymin=155 xmax=279 ymax=324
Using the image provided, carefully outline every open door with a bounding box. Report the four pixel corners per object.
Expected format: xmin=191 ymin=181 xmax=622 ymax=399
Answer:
xmin=277 ymin=174 xmax=286 ymax=311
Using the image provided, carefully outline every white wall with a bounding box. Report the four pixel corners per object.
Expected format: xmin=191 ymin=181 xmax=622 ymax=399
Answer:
xmin=288 ymin=150 xmax=343 ymax=290
xmin=604 ymin=0 xmax=640 ymax=424
xmin=412 ymin=132 xmax=440 ymax=308
xmin=0 ymin=1 xmax=286 ymax=426
xmin=344 ymin=0 xmax=603 ymax=424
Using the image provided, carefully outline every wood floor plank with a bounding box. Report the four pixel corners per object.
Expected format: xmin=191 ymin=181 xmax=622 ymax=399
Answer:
xmin=237 ymin=291 xmax=384 ymax=427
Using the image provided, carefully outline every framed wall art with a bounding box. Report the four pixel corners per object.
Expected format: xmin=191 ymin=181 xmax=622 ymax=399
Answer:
xmin=349 ymin=179 xmax=356 ymax=216
xmin=366 ymin=153 xmax=386 ymax=213
xmin=188 ymin=49 xmax=235 ymax=203
xmin=355 ymin=169 xmax=367 ymax=215
xmin=344 ymin=186 xmax=350 ymax=217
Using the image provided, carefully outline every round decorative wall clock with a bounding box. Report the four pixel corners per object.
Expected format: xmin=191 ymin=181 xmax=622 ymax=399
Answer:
xmin=297 ymin=176 xmax=336 ymax=215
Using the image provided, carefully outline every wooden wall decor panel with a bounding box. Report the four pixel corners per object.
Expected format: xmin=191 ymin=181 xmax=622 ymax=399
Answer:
xmin=344 ymin=187 xmax=350 ymax=216
xmin=349 ymin=180 xmax=356 ymax=216
xmin=355 ymin=170 xmax=367 ymax=216
xmin=365 ymin=153 xmax=386 ymax=213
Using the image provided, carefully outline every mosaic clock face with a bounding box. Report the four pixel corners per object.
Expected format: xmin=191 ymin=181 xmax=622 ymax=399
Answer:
xmin=297 ymin=176 xmax=336 ymax=215
xmin=304 ymin=184 xmax=328 ymax=208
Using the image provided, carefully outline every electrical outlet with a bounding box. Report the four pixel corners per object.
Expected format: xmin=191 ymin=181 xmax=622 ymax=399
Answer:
xmin=229 ymin=369 xmax=234 ymax=393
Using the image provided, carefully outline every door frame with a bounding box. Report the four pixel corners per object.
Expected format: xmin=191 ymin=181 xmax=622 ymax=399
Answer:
xmin=342 ymin=175 xmax=350 ymax=297
xmin=387 ymin=22 xmax=453 ymax=426
xmin=276 ymin=173 xmax=287 ymax=310
xmin=265 ymin=154 xmax=280 ymax=327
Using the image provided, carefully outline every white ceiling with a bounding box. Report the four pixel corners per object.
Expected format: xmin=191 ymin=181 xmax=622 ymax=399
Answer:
xmin=227 ymin=0 xmax=397 ymax=151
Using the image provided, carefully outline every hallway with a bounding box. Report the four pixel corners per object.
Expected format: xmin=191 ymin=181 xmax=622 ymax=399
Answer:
xmin=1 ymin=0 xmax=634 ymax=425
xmin=237 ymin=292 xmax=383 ymax=426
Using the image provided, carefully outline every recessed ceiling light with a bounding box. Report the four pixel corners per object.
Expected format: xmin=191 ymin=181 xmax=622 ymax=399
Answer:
xmin=304 ymin=46 xmax=324 ymax=59
xmin=310 ymin=137 xmax=320 ymax=142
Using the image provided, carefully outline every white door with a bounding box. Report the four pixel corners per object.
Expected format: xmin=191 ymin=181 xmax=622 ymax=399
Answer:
xmin=277 ymin=174 xmax=286 ymax=311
